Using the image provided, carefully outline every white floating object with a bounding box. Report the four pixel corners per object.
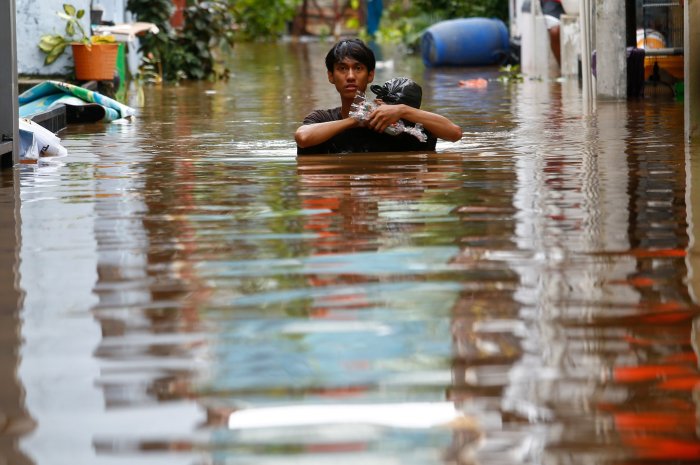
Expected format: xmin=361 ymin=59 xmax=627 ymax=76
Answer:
xmin=18 ymin=118 xmax=67 ymax=159
xmin=229 ymin=402 xmax=462 ymax=430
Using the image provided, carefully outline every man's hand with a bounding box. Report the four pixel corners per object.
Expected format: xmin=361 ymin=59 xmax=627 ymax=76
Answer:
xmin=367 ymin=104 xmax=405 ymax=133
xmin=369 ymin=104 xmax=462 ymax=142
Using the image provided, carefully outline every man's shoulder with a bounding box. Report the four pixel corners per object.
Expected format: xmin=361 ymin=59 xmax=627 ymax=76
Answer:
xmin=303 ymin=107 xmax=342 ymax=124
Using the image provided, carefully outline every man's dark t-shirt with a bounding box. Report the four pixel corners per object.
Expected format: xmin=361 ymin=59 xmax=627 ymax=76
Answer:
xmin=297 ymin=107 xmax=438 ymax=155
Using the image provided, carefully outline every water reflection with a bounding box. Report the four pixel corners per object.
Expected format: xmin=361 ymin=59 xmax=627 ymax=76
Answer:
xmin=4 ymin=41 xmax=700 ymax=465
xmin=0 ymin=167 xmax=33 ymax=465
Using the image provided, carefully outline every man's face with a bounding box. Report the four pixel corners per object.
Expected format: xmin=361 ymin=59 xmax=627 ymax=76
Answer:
xmin=328 ymin=58 xmax=374 ymax=100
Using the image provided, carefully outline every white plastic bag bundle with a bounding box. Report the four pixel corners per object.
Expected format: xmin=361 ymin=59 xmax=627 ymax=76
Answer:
xmin=349 ymin=92 xmax=428 ymax=142
xmin=18 ymin=118 xmax=68 ymax=159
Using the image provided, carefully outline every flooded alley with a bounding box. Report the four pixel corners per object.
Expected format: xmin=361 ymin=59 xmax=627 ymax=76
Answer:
xmin=1 ymin=41 xmax=699 ymax=465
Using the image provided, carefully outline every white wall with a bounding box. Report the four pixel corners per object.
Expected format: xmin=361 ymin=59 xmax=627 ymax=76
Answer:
xmin=16 ymin=0 xmax=126 ymax=76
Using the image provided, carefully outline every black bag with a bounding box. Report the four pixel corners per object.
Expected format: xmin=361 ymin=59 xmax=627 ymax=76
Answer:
xmin=370 ymin=77 xmax=423 ymax=109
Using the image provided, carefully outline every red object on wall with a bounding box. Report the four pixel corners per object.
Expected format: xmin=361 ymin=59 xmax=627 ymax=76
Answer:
xmin=171 ymin=0 xmax=186 ymax=28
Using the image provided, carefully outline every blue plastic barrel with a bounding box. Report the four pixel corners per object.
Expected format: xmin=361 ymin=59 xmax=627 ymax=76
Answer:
xmin=421 ymin=18 xmax=509 ymax=67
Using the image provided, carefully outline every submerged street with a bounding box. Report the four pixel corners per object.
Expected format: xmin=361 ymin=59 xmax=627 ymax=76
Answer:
xmin=1 ymin=41 xmax=699 ymax=465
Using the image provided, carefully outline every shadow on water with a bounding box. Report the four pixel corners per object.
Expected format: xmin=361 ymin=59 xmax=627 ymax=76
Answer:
xmin=1 ymin=41 xmax=699 ymax=464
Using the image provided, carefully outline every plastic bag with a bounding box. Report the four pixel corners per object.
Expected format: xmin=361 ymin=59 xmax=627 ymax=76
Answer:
xmin=369 ymin=77 xmax=423 ymax=108
xmin=349 ymin=91 xmax=428 ymax=142
xmin=18 ymin=118 xmax=67 ymax=160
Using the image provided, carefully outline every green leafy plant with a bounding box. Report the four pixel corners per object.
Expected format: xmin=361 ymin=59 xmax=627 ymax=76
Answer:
xmin=127 ymin=0 xmax=236 ymax=81
xmin=230 ymin=0 xmax=300 ymax=41
xmin=497 ymin=64 xmax=524 ymax=83
xmin=38 ymin=3 xmax=115 ymax=65
xmin=125 ymin=0 xmax=175 ymax=78
xmin=378 ymin=0 xmax=508 ymax=48
xmin=344 ymin=0 xmax=361 ymax=30
xmin=180 ymin=1 xmax=235 ymax=79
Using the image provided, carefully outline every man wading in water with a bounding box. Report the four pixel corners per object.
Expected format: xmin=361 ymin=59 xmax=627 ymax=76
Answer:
xmin=295 ymin=39 xmax=462 ymax=155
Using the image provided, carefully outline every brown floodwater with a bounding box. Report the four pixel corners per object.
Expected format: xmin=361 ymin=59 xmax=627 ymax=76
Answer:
xmin=1 ymin=41 xmax=699 ymax=465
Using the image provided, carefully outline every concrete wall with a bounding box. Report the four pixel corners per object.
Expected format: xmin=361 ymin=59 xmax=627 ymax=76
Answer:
xmin=16 ymin=0 xmax=127 ymax=76
xmin=686 ymin=0 xmax=700 ymax=140
xmin=1 ymin=0 xmax=18 ymax=165
xmin=595 ymin=0 xmax=626 ymax=99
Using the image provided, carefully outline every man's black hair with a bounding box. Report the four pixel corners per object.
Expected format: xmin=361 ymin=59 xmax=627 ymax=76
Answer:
xmin=325 ymin=39 xmax=376 ymax=73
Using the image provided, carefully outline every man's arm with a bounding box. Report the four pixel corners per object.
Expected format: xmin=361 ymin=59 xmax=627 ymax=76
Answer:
xmin=366 ymin=104 xmax=462 ymax=142
xmin=295 ymin=118 xmax=360 ymax=148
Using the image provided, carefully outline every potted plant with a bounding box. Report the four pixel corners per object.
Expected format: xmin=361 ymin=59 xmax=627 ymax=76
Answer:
xmin=39 ymin=3 xmax=119 ymax=81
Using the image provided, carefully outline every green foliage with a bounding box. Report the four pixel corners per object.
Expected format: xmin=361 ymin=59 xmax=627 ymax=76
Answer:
xmin=418 ymin=0 xmax=508 ymax=19
xmin=180 ymin=1 xmax=236 ymax=79
xmin=497 ymin=64 xmax=523 ymax=83
xmin=38 ymin=34 xmax=70 ymax=65
xmin=380 ymin=0 xmax=508 ymax=48
xmin=38 ymin=3 xmax=116 ymax=65
xmin=230 ymin=0 xmax=301 ymax=41
xmin=127 ymin=0 xmax=235 ymax=81
xmin=128 ymin=0 xmax=302 ymax=80
xmin=345 ymin=0 xmax=361 ymax=31
xmin=375 ymin=8 xmax=441 ymax=48
xmin=126 ymin=0 xmax=177 ymax=79
xmin=136 ymin=54 xmax=162 ymax=84
xmin=39 ymin=3 xmax=89 ymax=65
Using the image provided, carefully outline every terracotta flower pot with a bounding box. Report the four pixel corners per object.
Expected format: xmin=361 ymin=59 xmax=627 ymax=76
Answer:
xmin=71 ymin=42 xmax=119 ymax=81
